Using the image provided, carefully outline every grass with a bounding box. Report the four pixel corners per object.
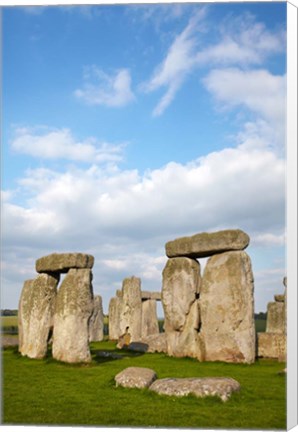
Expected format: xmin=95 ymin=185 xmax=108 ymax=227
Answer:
xmin=2 ymin=341 xmax=286 ymax=429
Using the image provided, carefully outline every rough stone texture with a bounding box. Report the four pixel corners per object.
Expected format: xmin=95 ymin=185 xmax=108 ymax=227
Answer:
xmin=266 ymin=302 xmax=285 ymax=334
xmin=199 ymin=251 xmax=255 ymax=363
xmin=89 ymin=295 xmax=104 ymax=342
xmin=52 ymin=269 xmax=93 ymax=363
xmin=162 ymin=257 xmax=201 ymax=332
xmin=128 ymin=333 xmax=167 ymax=354
xmin=149 ymin=377 xmax=240 ymax=402
xmin=36 ymin=252 xmax=94 ymax=274
xmin=18 ymin=274 xmax=59 ymax=359
xmin=141 ymin=291 xmax=162 ymax=301
xmin=274 ymin=294 xmax=285 ymax=302
xmin=108 ymin=296 xmax=121 ymax=340
xmin=141 ymin=299 xmax=159 ymax=337
xmin=257 ymin=332 xmax=286 ymax=360
xmin=115 ymin=367 xmax=157 ymax=389
xmin=165 ymin=229 xmax=249 ymax=259
xmin=118 ymin=276 xmax=142 ymax=342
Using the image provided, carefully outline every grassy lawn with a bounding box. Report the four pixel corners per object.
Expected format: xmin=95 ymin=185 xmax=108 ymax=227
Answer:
xmin=2 ymin=341 xmax=286 ymax=429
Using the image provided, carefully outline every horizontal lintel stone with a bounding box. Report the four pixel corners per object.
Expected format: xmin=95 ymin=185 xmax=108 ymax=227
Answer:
xmin=36 ymin=253 xmax=94 ymax=273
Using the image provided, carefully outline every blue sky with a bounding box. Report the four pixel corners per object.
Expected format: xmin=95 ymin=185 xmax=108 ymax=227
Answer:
xmin=1 ymin=2 xmax=287 ymax=314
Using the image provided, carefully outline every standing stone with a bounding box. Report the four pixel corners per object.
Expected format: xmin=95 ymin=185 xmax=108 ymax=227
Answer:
xmin=266 ymin=302 xmax=285 ymax=334
xmin=18 ymin=273 xmax=59 ymax=359
xmin=52 ymin=269 xmax=93 ymax=363
xmin=118 ymin=276 xmax=142 ymax=342
xmin=165 ymin=229 xmax=249 ymax=259
xmin=141 ymin=299 xmax=159 ymax=337
xmin=108 ymin=295 xmax=121 ymax=340
xmin=200 ymin=251 xmax=255 ymax=363
xmin=89 ymin=295 xmax=104 ymax=342
xmin=162 ymin=257 xmax=202 ymax=359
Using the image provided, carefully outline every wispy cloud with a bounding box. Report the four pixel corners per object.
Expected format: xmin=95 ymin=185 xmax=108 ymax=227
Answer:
xmin=74 ymin=67 xmax=135 ymax=108
xmin=11 ymin=126 xmax=125 ymax=164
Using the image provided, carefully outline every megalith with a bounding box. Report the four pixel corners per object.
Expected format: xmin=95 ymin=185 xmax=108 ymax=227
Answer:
xmin=108 ymin=293 xmax=121 ymax=340
xmin=141 ymin=299 xmax=159 ymax=337
xmin=199 ymin=251 xmax=255 ymax=363
xmin=18 ymin=273 xmax=59 ymax=359
xmin=89 ymin=295 xmax=104 ymax=342
xmin=162 ymin=257 xmax=203 ymax=359
xmin=52 ymin=268 xmax=94 ymax=363
xmin=118 ymin=276 xmax=142 ymax=342
xmin=36 ymin=252 xmax=94 ymax=273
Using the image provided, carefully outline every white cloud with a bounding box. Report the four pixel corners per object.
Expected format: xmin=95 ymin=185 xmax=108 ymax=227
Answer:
xmin=75 ymin=67 xmax=135 ymax=107
xmin=10 ymin=126 xmax=125 ymax=163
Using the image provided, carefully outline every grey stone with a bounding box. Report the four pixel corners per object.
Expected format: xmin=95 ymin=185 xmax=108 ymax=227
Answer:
xmin=36 ymin=252 xmax=94 ymax=273
xmin=266 ymin=302 xmax=285 ymax=334
xmin=149 ymin=377 xmax=240 ymax=402
xmin=18 ymin=274 xmax=59 ymax=359
xmin=115 ymin=367 xmax=157 ymax=389
xmin=257 ymin=332 xmax=286 ymax=360
xmin=118 ymin=276 xmax=142 ymax=342
xmin=108 ymin=296 xmax=121 ymax=340
xmin=129 ymin=333 xmax=167 ymax=354
xmin=165 ymin=229 xmax=249 ymax=259
xmin=89 ymin=295 xmax=104 ymax=342
xmin=162 ymin=257 xmax=201 ymax=332
xmin=141 ymin=291 xmax=162 ymax=301
xmin=141 ymin=299 xmax=159 ymax=337
xmin=52 ymin=269 xmax=93 ymax=363
xmin=274 ymin=294 xmax=285 ymax=302
xmin=199 ymin=251 xmax=255 ymax=363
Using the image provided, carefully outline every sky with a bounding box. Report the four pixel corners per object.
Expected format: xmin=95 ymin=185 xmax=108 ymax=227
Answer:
xmin=1 ymin=2 xmax=287 ymax=314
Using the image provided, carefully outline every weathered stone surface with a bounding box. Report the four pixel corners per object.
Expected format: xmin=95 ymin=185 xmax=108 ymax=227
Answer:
xmin=128 ymin=333 xmax=167 ymax=354
xmin=149 ymin=377 xmax=240 ymax=402
xmin=117 ymin=328 xmax=131 ymax=349
xmin=52 ymin=269 xmax=93 ymax=363
xmin=257 ymin=332 xmax=286 ymax=360
xmin=162 ymin=257 xmax=201 ymax=332
xmin=89 ymin=295 xmax=104 ymax=342
xmin=118 ymin=276 xmax=142 ymax=342
xmin=165 ymin=229 xmax=249 ymax=259
xmin=18 ymin=274 xmax=59 ymax=359
xmin=274 ymin=294 xmax=285 ymax=302
xmin=141 ymin=291 xmax=162 ymax=301
xmin=141 ymin=299 xmax=159 ymax=337
xmin=36 ymin=252 xmax=94 ymax=273
xmin=115 ymin=367 xmax=157 ymax=389
xmin=108 ymin=296 xmax=121 ymax=340
xmin=266 ymin=302 xmax=285 ymax=334
xmin=199 ymin=251 xmax=255 ymax=363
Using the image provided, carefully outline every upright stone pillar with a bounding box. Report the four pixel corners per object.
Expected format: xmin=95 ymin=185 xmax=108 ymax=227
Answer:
xmin=108 ymin=291 xmax=122 ymax=340
xmin=141 ymin=299 xmax=159 ymax=337
xmin=118 ymin=276 xmax=142 ymax=342
xmin=18 ymin=273 xmax=59 ymax=359
xmin=200 ymin=251 xmax=255 ymax=363
xmin=89 ymin=295 xmax=104 ymax=342
xmin=52 ymin=268 xmax=93 ymax=363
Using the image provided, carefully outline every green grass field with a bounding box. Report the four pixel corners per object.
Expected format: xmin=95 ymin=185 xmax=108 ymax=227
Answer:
xmin=2 ymin=341 xmax=286 ymax=429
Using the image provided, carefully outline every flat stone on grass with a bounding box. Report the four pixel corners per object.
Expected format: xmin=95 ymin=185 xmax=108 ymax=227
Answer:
xmin=115 ymin=367 xmax=157 ymax=389
xmin=149 ymin=377 xmax=240 ymax=402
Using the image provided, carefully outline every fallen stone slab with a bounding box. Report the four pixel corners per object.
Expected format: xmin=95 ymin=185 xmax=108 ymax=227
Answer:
xmin=115 ymin=367 xmax=157 ymax=389
xmin=165 ymin=229 xmax=249 ymax=259
xmin=36 ymin=252 xmax=94 ymax=273
xmin=149 ymin=377 xmax=240 ymax=402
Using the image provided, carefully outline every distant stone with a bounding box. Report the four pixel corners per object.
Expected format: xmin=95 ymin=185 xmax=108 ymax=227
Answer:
xmin=36 ymin=252 xmax=94 ymax=273
xmin=199 ymin=251 xmax=255 ymax=363
xmin=141 ymin=299 xmax=159 ymax=337
xmin=18 ymin=274 xmax=59 ymax=359
xmin=89 ymin=295 xmax=104 ymax=342
xmin=149 ymin=377 xmax=240 ymax=402
xmin=274 ymin=294 xmax=285 ymax=302
xmin=118 ymin=276 xmax=142 ymax=342
xmin=266 ymin=302 xmax=285 ymax=334
xmin=115 ymin=367 xmax=157 ymax=389
xmin=52 ymin=269 xmax=93 ymax=363
xmin=128 ymin=333 xmax=167 ymax=354
xmin=141 ymin=291 xmax=162 ymax=301
xmin=257 ymin=332 xmax=286 ymax=360
xmin=165 ymin=229 xmax=249 ymax=259
xmin=108 ymin=296 xmax=121 ymax=340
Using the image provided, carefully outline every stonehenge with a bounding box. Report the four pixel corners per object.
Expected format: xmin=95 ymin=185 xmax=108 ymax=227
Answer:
xmin=162 ymin=229 xmax=256 ymax=363
xmin=18 ymin=253 xmax=103 ymax=363
xmin=257 ymin=277 xmax=287 ymax=361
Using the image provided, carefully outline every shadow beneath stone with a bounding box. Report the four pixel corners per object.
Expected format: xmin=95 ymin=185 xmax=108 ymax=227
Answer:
xmin=91 ymin=348 xmax=145 ymax=364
